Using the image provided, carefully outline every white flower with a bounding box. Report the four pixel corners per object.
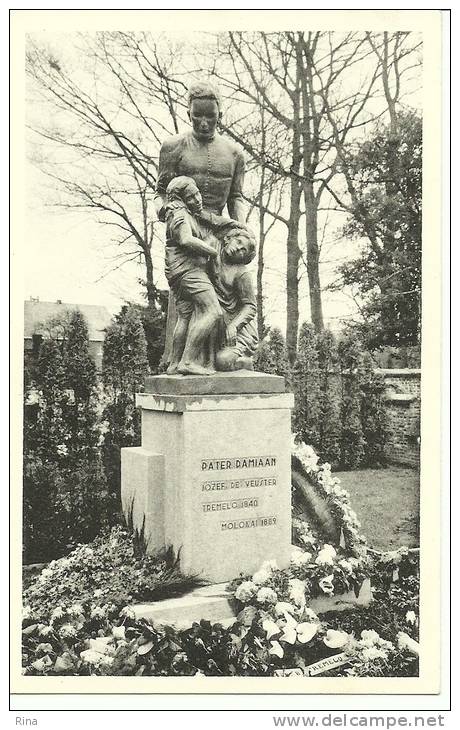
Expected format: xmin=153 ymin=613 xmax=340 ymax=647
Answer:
xmin=288 ymin=578 xmax=306 ymax=607
xmin=361 ymin=646 xmax=389 ymax=663
xmin=269 ymin=640 xmax=284 ymax=658
xmin=360 ymin=629 xmax=381 ymax=646
xmin=324 ymin=629 xmax=349 ymax=649
xmin=405 ymin=610 xmax=417 ymax=626
xmin=38 ymin=625 xmax=53 ymax=637
xmin=291 ymin=547 xmax=312 ymax=566
xmin=31 ymin=656 xmax=52 ymax=671
xmin=93 ymin=589 xmax=103 ymax=598
xmin=252 ymin=568 xmax=271 ymax=585
xmin=80 ymin=649 xmax=106 ymax=666
xmin=99 ymin=421 xmax=110 ymax=436
xmin=279 ymin=613 xmax=318 ymax=645
xmin=261 ymin=559 xmax=278 ymax=572
xmin=256 ymin=587 xmax=278 ymax=605
xmin=379 ymin=638 xmax=394 ymax=652
xmin=280 ymin=624 xmax=297 ymax=645
xmin=262 ymin=619 xmax=281 ymax=640
xmin=39 ymin=568 xmax=53 ymax=583
xmin=68 ymin=604 xmax=84 ymax=617
xmin=234 ymin=580 xmax=258 ymax=603
xmin=319 ymin=574 xmax=335 ymax=595
xmin=274 ymin=601 xmax=298 ymax=617
xmin=397 ymin=632 xmax=419 ymax=655
xmin=59 ymin=623 xmax=77 ymax=640
xmin=25 ymin=388 xmax=41 ymax=405
xmin=50 ymin=607 xmax=65 ymax=622
xmin=315 ymin=544 xmax=337 ymax=565
xmin=36 ymin=642 xmax=53 ymax=656
xmin=338 ymin=559 xmax=353 ymax=574
xmin=292 ymin=439 xmax=319 ymax=470
xmin=56 ymin=444 xmax=68 ymax=456
xmin=112 ymin=625 xmax=126 ymax=641
xmin=296 ymin=622 xmax=318 ymax=644
xmin=22 ymin=605 xmax=32 ymax=620
xmin=90 ymin=606 xmax=106 ymax=620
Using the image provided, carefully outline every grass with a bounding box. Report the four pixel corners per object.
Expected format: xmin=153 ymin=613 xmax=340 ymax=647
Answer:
xmin=334 ymin=466 xmax=419 ymax=551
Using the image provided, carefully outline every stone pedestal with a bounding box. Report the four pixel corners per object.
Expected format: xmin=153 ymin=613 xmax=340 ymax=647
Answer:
xmin=121 ymin=371 xmax=294 ymax=583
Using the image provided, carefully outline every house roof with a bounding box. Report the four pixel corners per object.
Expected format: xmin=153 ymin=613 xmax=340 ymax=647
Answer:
xmin=24 ymin=300 xmax=113 ymax=342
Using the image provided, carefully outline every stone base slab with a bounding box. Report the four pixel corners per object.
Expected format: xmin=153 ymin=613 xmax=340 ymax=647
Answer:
xmin=145 ymin=370 xmax=285 ymax=396
xmin=130 ymin=579 xmax=372 ymax=631
xmin=136 ymin=391 xmax=294 ymax=413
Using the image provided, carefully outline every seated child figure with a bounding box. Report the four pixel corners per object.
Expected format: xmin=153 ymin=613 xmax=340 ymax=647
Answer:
xmin=163 ymin=176 xmax=258 ymax=373
xmin=208 ymin=226 xmax=258 ymax=371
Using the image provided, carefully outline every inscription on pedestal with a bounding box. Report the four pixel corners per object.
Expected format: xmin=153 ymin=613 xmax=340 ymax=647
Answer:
xmin=199 ymin=456 xmax=280 ymax=541
xmin=201 ymin=476 xmax=277 ymax=491
xmin=221 ymin=516 xmax=277 ymax=530
xmin=201 ymin=455 xmax=277 ymax=471
xmin=202 ymin=497 xmax=259 ymax=512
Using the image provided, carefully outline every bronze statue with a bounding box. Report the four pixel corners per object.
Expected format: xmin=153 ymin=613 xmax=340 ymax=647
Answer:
xmin=154 ymin=80 xmax=258 ymax=374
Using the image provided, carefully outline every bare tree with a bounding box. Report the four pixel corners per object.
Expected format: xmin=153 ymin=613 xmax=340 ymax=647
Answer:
xmin=211 ymin=31 xmax=391 ymax=360
xmin=26 ymin=33 xmax=186 ymax=308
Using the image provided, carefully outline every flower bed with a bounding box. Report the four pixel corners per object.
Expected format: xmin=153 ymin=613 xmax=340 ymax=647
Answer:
xmin=22 ymin=444 xmax=419 ymax=678
xmin=22 ymin=546 xmax=418 ymax=677
xmin=23 ymin=525 xmax=204 ymax=619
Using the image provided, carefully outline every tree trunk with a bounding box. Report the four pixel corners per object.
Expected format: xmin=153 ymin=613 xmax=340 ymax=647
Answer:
xmin=257 ymin=209 xmax=266 ymax=340
xmin=286 ymin=178 xmax=302 ymax=364
xmin=143 ymin=247 xmax=157 ymax=309
xmin=285 ymin=59 xmax=303 ymax=365
xmin=256 ymin=100 xmax=267 ymax=340
xmin=297 ymin=33 xmax=324 ymax=334
xmin=304 ymin=182 xmax=324 ymax=332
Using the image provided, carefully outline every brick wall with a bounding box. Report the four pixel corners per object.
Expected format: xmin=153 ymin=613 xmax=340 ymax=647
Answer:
xmin=377 ymin=369 xmax=421 ymax=468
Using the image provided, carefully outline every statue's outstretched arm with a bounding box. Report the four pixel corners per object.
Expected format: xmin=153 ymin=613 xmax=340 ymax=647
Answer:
xmin=175 ymin=220 xmax=217 ymax=258
xmin=227 ymin=151 xmax=246 ymax=223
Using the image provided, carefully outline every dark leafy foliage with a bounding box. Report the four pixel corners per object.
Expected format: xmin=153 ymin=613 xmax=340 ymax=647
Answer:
xmin=101 ymin=305 xmax=149 ymax=509
xmin=133 ymin=297 xmax=167 ymax=374
xmin=338 ymin=337 xmax=365 ymax=469
xmin=338 ymin=112 xmax=422 ymax=349
xmin=254 ymin=327 xmax=291 ymax=381
xmin=23 ymin=311 xmax=109 ymax=563
xmin=289 ymin=327 xmax=386 ymax=469
xmin=292 ymin=323 xmax=321 ymax=449
xmin=316 ymin=330 xmax=342 ymax=467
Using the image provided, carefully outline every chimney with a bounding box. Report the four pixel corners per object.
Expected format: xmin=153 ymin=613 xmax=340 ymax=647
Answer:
xmin=29 ymin=296 xmax=39 ymax=303
xmin=56 ymin=299 xmax=62 ymax=305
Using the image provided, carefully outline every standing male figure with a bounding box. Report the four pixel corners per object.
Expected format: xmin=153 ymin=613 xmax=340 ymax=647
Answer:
xmin=153 ymin=80 xmax=248 ymax=373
